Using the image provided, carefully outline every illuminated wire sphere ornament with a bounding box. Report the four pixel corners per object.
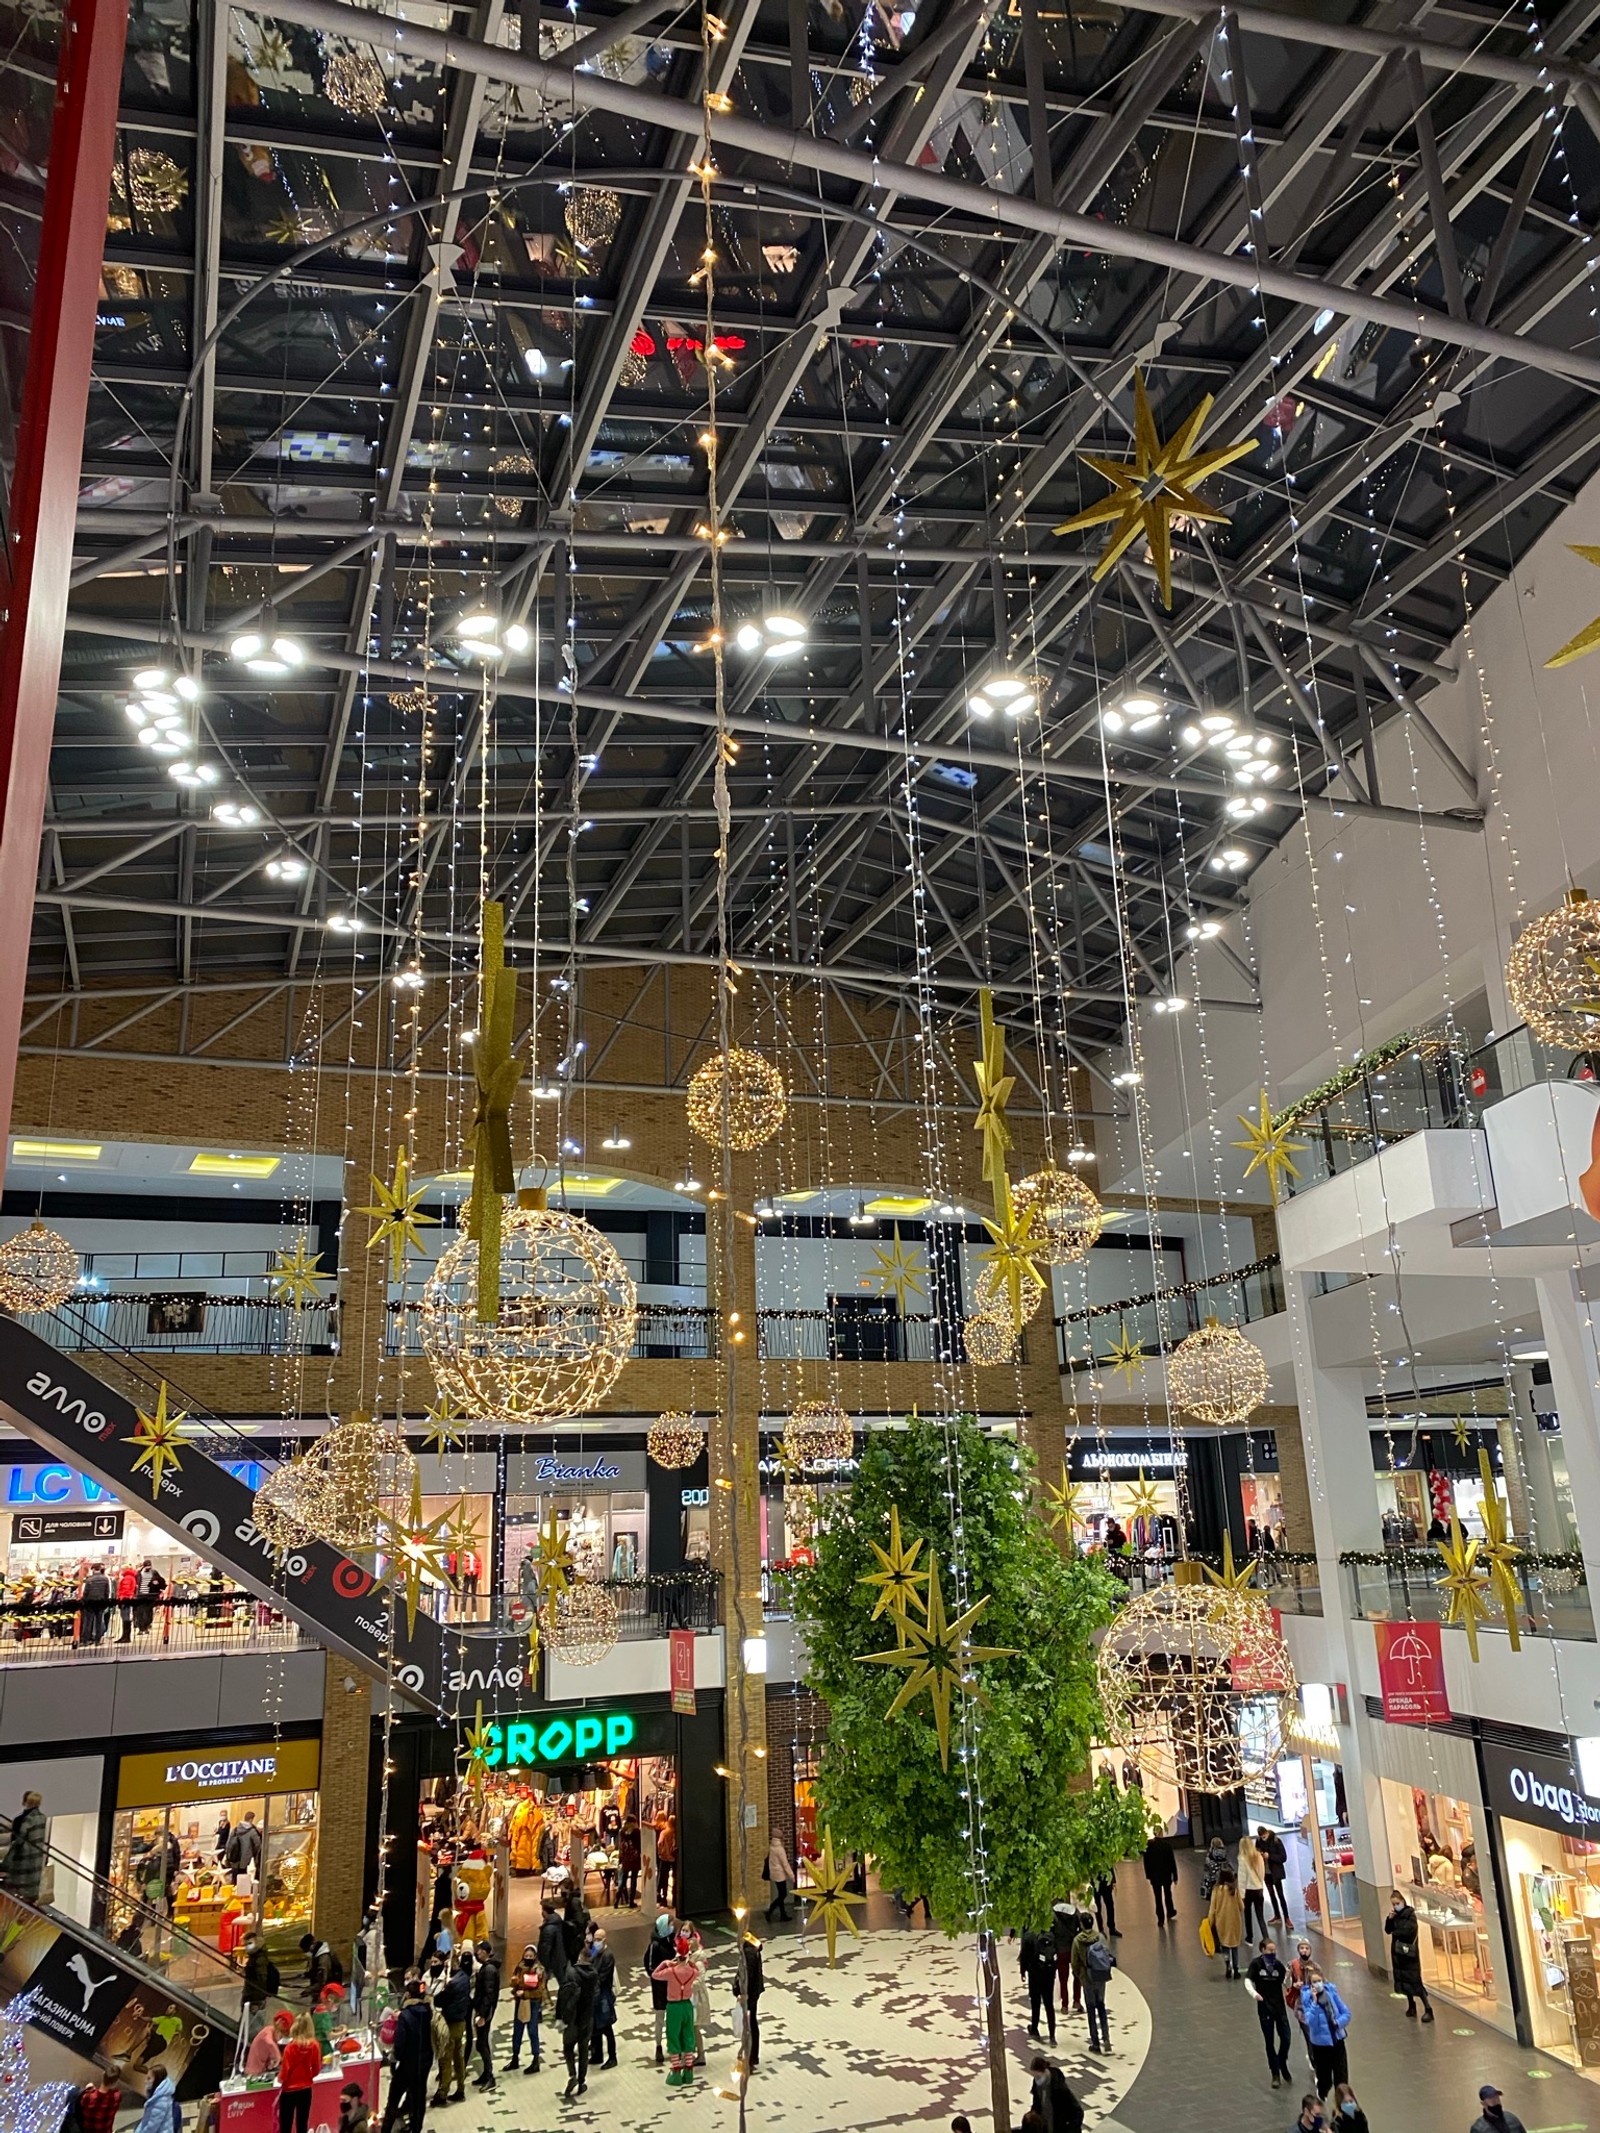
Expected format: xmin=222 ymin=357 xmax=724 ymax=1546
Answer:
xmin=546 ymin=1578 xmax=622 ymax=1666
xmin=303 ymin=1418 xmax=418 ymax=1552
xmin=963 ymin=1309 xmax=1016 ymax=1366
xmin=1504 ymin=888 xmax=1600 ymax=1049
xmin=1168 ymin=1318 xmax=1269 ymax=1426
xmin=126 ymin=148 xmax=188 ymax=216
xmin=322 ymin=41 xmax=386 ymax=113
xmin=420 ymin=1203 xmax=638 ymax=1423
xmin=647 ymin=1410 xmax=704 ymax=1470
xmin=1096 ymin=1582 xmax=1297 ymax=1795
xmin=563 ymin=185 xmax=623 ymax=256
xmin=783 ymin=1399 xmax=853 ymax=1466
xmin=0 ymin=1222 xmax=80 ymax=1315
xmin=974 ymin=1259 xmax=1044 ymax=1328
xmin=250 ymin=1458 xmax=322 ymax=1553
xmin=1013 ymin=1166 xmax=1103 ymax=1266
xmin=685 ymin=1047 xmax=787 ymax=1150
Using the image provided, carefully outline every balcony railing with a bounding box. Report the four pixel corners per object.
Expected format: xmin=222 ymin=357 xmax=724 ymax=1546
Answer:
xmin=385 ymin=1301 xmax=716 ymax=1359
xmin=18 ymin=1293 xmax=336 ymax=1355
xmin=0 ymin=1588 xmax=309 ymax=1665
xmin=1341 ymin=1549 xmax=1594 ymax=1642
xmin=480 ymin=1570 xmax=721 ymax=1641
xmin=1056 ymin=1256 xmax=1285 ymax=1371
xmin=756 ymin=1308 xmax=1008 ymax=1363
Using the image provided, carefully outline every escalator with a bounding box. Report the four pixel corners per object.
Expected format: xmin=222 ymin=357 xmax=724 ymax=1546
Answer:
xmin=0 ymin=1313 xmax=527 ymax=1714
xmin=0 ymin=1833 xmax=251 ymax=2099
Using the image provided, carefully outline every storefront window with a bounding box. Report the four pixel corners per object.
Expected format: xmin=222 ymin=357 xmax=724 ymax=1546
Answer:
xmin=1377 ymin=1780 xmax=1495 ymax=2011
xmin=505 ymin=1488 xmax=645 ymax=1599
xmin=1501 ymin=1824 xmax=1600 ymax=2068
xmin=1239 ymin=1472 xmax=1286 ymax=1552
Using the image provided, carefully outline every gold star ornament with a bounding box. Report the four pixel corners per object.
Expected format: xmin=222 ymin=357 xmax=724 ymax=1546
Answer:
xmin=865 ymin=1227 xmax=926 ymax=1314
xmin=972 ymin=989 xmax=1015 ymax=1188
xmin=1053 ymin=372 xmax=1256 ymax=607
xmin=1102 ymin=1323 xmax=1147 ymax=1386
xmin=1201 ymin=1531 xmax=1257 ymax=1593
xmin=460 ymin=1700 xmax=498 ymax=1784
xmin=1434 ymin=1513 xmax=1493 ymax=1663
xmin=1232 ymin=1091 xmax=1306 ymax=1204
xmin=980 ymin=1173 xmax=1044 ymax=1329
xmin=858 ymin=1503 xmax=930 ymax=1623
xmin=1123 ymin=1467 xmax=1162 ymax=1525
xmin=858 ymin=1555 xmax=1015 ymax=1769
xmin=129 ymin=1381 xmax=186 ymax=1495
xmin=1476 ymin=1448 xmax=1523 ymax=1652
xmin=801 ymin=1829 xmax=867 ymax=1966
xmin=418 ymin=1394 xmax=467 ymax=1453
xmin=269 ymin=1237 xmax=326 ymax=1309
xmin=1040 ymin=1464 xmax=1086 ymax=1540
xmin=359 ymin=1145 xmax=438 ymax=1282
xmin=529 ymin=1507 xmax=577 ymax=1610
xmin=1545 ymin=546 xmax=1600 ymax=668
xmin=375 ymin=1472 xmax=457 ymax=1634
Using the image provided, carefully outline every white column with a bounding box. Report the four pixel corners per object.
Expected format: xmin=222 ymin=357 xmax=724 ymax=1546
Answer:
xmin=1534 ymin=1271 xmax=1600 ymax=1603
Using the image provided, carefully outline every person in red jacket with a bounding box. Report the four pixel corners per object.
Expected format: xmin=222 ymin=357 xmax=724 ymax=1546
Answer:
xmin=115 ymin=1563 xmax=138 ymax=1643
xmin=276 ymin=2014 xmax=322 ymax=2133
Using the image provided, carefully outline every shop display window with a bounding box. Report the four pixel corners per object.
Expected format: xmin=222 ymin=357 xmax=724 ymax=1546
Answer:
xmin=1502 ymin=1823 xmax=1600 ymax=2069
xmin=505 ymin=1490 xmax=644 ymax=1600
xmin=1378 ymin=1781 xmax=1496 ymax=2012
xmin=1239 ymin=1472 xmax=1286 ymax=1552
xmin=109 ymin=1789 xmax=318 ymax=1978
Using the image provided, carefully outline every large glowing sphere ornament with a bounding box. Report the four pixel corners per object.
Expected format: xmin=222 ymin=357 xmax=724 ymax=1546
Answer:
xmin=1505 ymin=888 xmax=1600 ymax=1049
xmin=1096 ymin=1582 xmax=1296 ymax=1795
xmin=420 ymin=1204 xmax=637 ymax=1422
xmin=0 ymin=1223 xmax=80 ymax=1315
xmin=547 ymin=1579 xmax=622 ymax=1666
xmin=1013 ymin=1166 xmax=1103 ymax=1265
xmin=685 ymin=1047 xmax=787 ymax=1150
xmin=1168 ymin=1318 xmax=1269 ymax=1426
xmin=782 ymin=1399 xmax=853 ymax=1466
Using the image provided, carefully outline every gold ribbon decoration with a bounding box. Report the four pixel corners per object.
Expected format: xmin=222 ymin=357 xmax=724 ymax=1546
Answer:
xmin=467 ymin=900 xmax=529 ymax=1322
xmin=972 ymin=988 xmax=1015 ymax=1190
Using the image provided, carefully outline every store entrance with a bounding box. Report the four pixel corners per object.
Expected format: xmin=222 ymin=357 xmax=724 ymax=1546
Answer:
xmin=110 ymin=1789 xmax=318 ymax=1972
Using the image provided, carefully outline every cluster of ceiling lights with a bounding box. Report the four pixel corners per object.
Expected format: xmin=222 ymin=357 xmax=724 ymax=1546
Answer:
xmin=1099 ymin=691 xmax=1165 ymax=736
xmin=732 ymin=611 xmax=807 ymax=657
xmin=966 ymin=669 xmax=1039 ymax=721
xmin=455 ymin=603 xmax=532 ymax=662
xmin=126 ymin=666 xmax=211 ymax=784
xmin=229 ymin=613 xmax=305 ymax=679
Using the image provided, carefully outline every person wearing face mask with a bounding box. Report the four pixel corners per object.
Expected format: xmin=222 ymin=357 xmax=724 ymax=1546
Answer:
xmin=1333 ymin=2084 xmax=1369 ymax=2133
xmin=1298 ymin=1968 xmax=1352 ymax=2101
xmin=1292 ymin=2095 xmax=1324 ymax=2133
xmin=1472 ymin=2086 xmax=1528 ymax=2133
xmin=1246 ymin=1936 xmax=1293 ymax=2089
xmin=1385 ymin=1890 xmax=1434 ymax=2022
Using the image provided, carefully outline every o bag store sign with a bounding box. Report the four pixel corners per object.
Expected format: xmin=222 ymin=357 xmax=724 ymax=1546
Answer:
xmin=1482 ymin=1738 xmax=1600 ymax=1840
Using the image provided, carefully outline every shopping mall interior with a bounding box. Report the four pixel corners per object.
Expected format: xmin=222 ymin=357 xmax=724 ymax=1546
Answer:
xmin=8 ymin=2 xmax=1600 ymax=2130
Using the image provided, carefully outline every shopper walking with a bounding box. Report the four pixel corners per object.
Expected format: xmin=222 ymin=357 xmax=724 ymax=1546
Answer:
xmin=1071 ymin=1919 xmax=1114 ymax=2054
xmin=1299 ymin=1969 xmax=1352 ymax=2100
xmin=380 ymin=1980 xmax=433 ymax=2133
xmin=1049 ymin=1901 xmax=1079 ymax=2013
xmin=0 ymin=1792 xmax=46 ymax=1905
xmin=588 ymin=1927 xmax=617 ymax=2070
xmin=1020 ymin=1922 xmax=1057 ymax=2043
xmin=644 ymin=1912 xmax=676 ymax=2064
xmin=115 ymin=1563 xmax=138 ymax=1643
xmin=77 ymin=2066 xmax=122 ymax=2133
xmin=1208 ymin=1866 xmax=1244 ymax=1980
xmin=275 ymin=2014 xmax=322 ymax=2133
xmin=1333 ymin=2084 xmax=1370 ymax=2133
xmin=1141 ymin=1834 xmax=1178 ymax=1924
xmin=616 ymin=1822 xmax=641 ymax=1908
xmin=764 ymin=1833 xmax=793 ymax=1922
xmin=225 ymin=1812 xmax=262 ymax=1885
xmin=507 ymin=1945 xmax=542 ymax=2073
xmin=430 ymin=1954 xmax=471 ymax=2105
xmin=1238 ymin=1834 xmax=1268 ymax=1944
xmin=1293 ymin=2094 xmax=1325 ymax=2133
xmin=734 ymin=1931 xmax=764 ymax=2071
xmin=1091 ymin=1871 xmax=1119 ymax=1939
xmin=1200 ymin=1836 xmax=1230 ymax=1901
xmin=470 ymin=1939 xmax=499 ymax=2091
xmin=1385 ymin=1890 xmax=1435 ymax=2022
xmin=555 ymin=1949 xmax=596 ymax=2098
xmin=1259 ymin=1827 xmax=1291 ymax=1925
xmin=535 ymin=1900 xmax=567 ymax=1989
xmin=1028 ymin=2056 xmax=1084 ymax=2133
xmin=1246 ymin=1937 xmax=1294 ymax=2089
xmin=1472 ymin=2086 xmax=1528 ymax=2133
xmin=241 ymin=1934 xmax=281 ymax=2036
xmin=135 ymin=2067 xmax=177 ymax=2133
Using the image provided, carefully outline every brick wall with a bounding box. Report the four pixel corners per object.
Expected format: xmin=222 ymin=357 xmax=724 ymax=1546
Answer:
xmin=312 ymin=1652 xmax=372 ymax=1964
xmin=762 ymin=1687 xmax=829 ymax=1861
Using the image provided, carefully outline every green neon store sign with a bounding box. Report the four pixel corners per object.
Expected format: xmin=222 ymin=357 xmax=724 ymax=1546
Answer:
xmin=474 ymin=1711 xmax=637 ymax=1770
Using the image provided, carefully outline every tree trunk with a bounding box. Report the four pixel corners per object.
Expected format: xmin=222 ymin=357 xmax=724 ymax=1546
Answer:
xmin=978 ymin=1928 xmax=1010 ymax=2133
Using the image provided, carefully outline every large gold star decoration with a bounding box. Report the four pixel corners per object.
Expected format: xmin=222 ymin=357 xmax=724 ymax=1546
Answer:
xmin=1545 ymin=546 xmax=1600 ymax=668
xmin=418 ymin=1394 xmax=467 ymax=1454
xmin=1053 ymin=372 xmax=1256 ymax=607
xmin=1201 ymin=1530 xmax=1258 ymax=1592
xmin=858 ymin=1503 xmax=930 ymax=1624
xmin=460 ymin=1701 xmax=499 ymax=1785
xmin=972 ymin=989 xmax=1015 ymax=1188
xmin=865 ymin=1227 xmax=926 ymax=1314
xmin=980 ymin=1173 xmax=1043 ymax=1328
xmin=1232 ymin=1092 xmax=1307 ymax=1205
xmin=467 ymin=900 xmax=529 ymax=1322
xmin=1101 ymin=1323 xmax=1147 ymax=1386
xmin=269 ymin=1237 xmax=326 ymax=1309
xmin=1123 ymin=1467 xmax=1162 ymax=1525
xmin=375 ymin=1472 xmax=457 ymax=1634
xmin=1451 ymin=1415 xmax=1474 ymax=1454
xmin=129 ymin=1381 xmax=186 ymax=1495
xmin=801 ymin=1828 xmax=867 ymax=1966
xmin=442 ymin=1496 xmax=482 ymax=1567
xmin=1434 ymin=1513 xmax=1494 ymax=1663
xmin=358 ymin=1145 xmax=438 ymax=1282
xmin=858 ymin=1555 xmax=1015 ymax=1769
xmin=1476 ymin=1448 xmax=1523 ymax=1652
xmin=529 ymin=1507 xmax=577 ymax=1610
xmin=1041 ymin=1464 xmax=1086 ymax=1541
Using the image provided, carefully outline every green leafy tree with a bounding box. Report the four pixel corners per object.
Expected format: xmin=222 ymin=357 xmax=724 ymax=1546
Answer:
xmin=790 ymin=1415 xmax=1152 ymax=1934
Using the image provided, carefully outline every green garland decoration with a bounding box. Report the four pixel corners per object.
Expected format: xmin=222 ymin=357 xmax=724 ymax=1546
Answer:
xmin=1275 ymin=1027 xmax=1456 ymax=1133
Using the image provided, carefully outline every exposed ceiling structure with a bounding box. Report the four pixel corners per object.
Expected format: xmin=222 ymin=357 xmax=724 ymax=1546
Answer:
xmin=11 ymin=0 xmax=1600 ymax=1067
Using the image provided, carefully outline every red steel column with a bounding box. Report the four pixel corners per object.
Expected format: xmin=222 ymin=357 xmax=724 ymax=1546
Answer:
xmin=0 ymin=0 xmax=130 ymax=1134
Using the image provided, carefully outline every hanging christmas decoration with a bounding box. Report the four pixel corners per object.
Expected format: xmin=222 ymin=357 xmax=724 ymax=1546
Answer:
xmin=963 ymin=1309 xmax=1016 ymax=1366
xmin=126 ymin=149 xmax=188 ymax=216
xmin=1232 ymin=1092 xmax=1306 ymax=1204
xmin=782 ymin=1398 xmax=853 ymax=1467
xmin=0 ymin=1222 xmax=79 ymax=1315
xmin=1476 ymin=1448 xmax=1523 ymax=1651
xmin=978 ymin=1172 xmax=1044 ymax=1329
xmin=1052 ymin=371 xmax=1256 ymax=607
xmin=129 ymin=1382 xmax=186 ymax=1496
xmin=857 ymin=1503 xmax=929 ymax=1623
xmin=322 ymin=40 xmax=387 ymax=114
xmin=390 ymin=687 xmax=435 ymax=721
xmin=1168 ymin=1318 xmax=1269 ymax=1426
xmin=1040 ymin=1464 xmax=1086 ymax=1540
xmin=420 ymin=1202 xmax=637 ymax=1421
xmin=251 ymin=1459 xmax=321 ymax=1553
xmin=358 ymin=1146 xmax=438 ymax=1281
xmin=802 ymin=1829 xmax=867 ymax=1965
xmin=1122 ymin=1467 xmax=1162 ymax=1526
xmin=563 ymin=186 xmax=622 ymax=257
xmin=864 ymin=1227 xmax=926 ymax=1313
xmin=784 ymin=1484 xmax=819 ymax=1548
xmin=975 ymin=1258 xmax=1044 ymax=1328
xmin=528 ymin=1506 xmax=577 ymax=1609
xmin=461 ymin=1701 xmax=497 ymax=1787
xmin=465 ymin=901 xmax=529 ymax=1322
xmin=1434 ymin=1513 xmax=1494 ymax=1661
xmin=491 ymin=453 xmax=537 ymax=518
xmin=1100 ymin=1323 xmax=1147 ymax=1386
xmin=971 ymin=989 xmax=1014 ymax=1188
xmin=268 ymin=1237 xmax=326 ymax=1309
xmin=418 ymin=1394 xmax=467 ymax=1453
xmin=1544 ymin=545 xmax=1600 ymax=667
xmin=307 ymin=1415 xmax=417 ymax=1552
xmin=647 ymin=1410 xmax=704 ymax=1469
xmin=0 ymin=1993 xmax=76 ymax=2133
xmin=1200 ymin=1531 xmax=1257 ymax=1592
xmin=858 ymin=1555 xmax=1014 ymax=1769
xmin=1012 ymin=1165 xmax=1103 ymax=1265
xmin=1503 ymin=888 xmax=1600 ymax=1048
xmin=685 ymin=1046 xmax=787 ymax=1149
xmin=1096 ymin=1582 xmax=1296 ymax=1794
xmin=547 ymin=1578 xmax=622 ymax=1665
xmin=375 ymin=1471 xmax=457 ymax=1633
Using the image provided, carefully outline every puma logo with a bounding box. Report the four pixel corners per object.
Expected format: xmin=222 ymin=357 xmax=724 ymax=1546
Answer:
xmin=65 ymin=1954 xmax=115 ymax=2013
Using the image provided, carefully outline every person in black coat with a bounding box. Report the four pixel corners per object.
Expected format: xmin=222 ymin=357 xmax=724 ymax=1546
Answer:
xmin=560 ymin=1887 xmax=589 ymax=1966
xmin=734 ymin=1932 xmax=764 ymax=2071
xmin=1142 ymin=1835 xmax=1178 ymax=1923
xmin=1029 ymin=2056 xmax=1083 ymax=2133
xmin=644 ymin=1913 xmax=676 ymax=2064
xmin=587 ymin=1928 xmax=618 ymax=2070
xmin=1257 ymin=1826 xmax=1291 ymax=1925
xmin=1385 ymin=1892 xmax=1434 ymax=2021
xmin=555 ymin=1954 xmax=596 ymax=2099
xmin=471 ymin=1941 xmax=500 ymax=2090
xmin=537 ymin=1903 xmax=568 ymax=1987
xmin=1019 ymin=1927 xmax=1057 ymax=2043
xmin=380 ymin=1982 xmax=433 ymax=2133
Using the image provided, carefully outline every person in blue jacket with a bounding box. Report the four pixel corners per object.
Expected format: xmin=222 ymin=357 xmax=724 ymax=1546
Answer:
xmin=1298 ymin=1967 xmax=1352 ymax=2100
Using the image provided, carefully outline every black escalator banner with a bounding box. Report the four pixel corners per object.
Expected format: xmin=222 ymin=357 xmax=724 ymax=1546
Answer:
xmin=0 ymin=1316 xmax=527 ymax=1713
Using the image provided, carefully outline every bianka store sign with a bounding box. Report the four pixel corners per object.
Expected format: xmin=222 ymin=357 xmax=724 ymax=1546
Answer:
xmin=476 ymin=1710 xmax=640 ymax=1771
xmin=117 ymin=1735 xmax=322 ymax=1807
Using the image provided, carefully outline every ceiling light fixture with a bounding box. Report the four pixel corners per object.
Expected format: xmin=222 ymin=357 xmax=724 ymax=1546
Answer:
xmin=600 ymin=1129 xmax=632 ymax=1151
xmin=265 ymin=856 xmax=307 ymax=880
xmin=1212 ymin=847 xmax=1249 ymax=872
xmin=1185 ymin=918 xmax=1223 ymax=941
xmin=211 ymin=800 xmax=261 ymax=826
xmin=454 ymin=602 xmax=531 ymax=661
xmin=968 ymin=669 xmax=1038 ymax=721
xmin=230 ymin=611 xmax=304 ymax=677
